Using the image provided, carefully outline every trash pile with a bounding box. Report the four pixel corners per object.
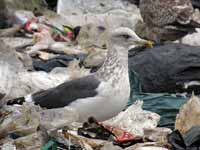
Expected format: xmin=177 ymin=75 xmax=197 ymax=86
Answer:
xmin=0 ymin=101 xmax=168 ymax=150
xmin=1 ymin=0 xmax=200 ymax=150
xmin=2 ymin=96 xmax=200 ymax=149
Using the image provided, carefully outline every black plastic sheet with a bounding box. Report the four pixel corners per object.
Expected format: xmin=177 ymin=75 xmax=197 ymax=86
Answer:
xmin=168 ymin=126 xmax=200 ymax=150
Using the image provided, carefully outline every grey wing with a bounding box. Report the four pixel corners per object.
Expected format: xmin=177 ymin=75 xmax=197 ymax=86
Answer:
xmin=32 ymin=75 xmax=101 ymax=108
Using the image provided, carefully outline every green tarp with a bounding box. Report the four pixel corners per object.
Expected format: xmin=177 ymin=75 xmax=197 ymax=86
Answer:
xmin=128 ymin=70 xmax=187 ymax=128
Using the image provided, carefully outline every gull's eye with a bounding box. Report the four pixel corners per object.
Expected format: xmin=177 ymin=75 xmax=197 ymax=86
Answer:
xmin=121 ymin=34 xmax=131 ymax=39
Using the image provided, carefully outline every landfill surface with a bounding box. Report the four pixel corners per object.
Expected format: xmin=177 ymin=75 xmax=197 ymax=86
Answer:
xmin=1 ymin=0 xmax=200 ymax=150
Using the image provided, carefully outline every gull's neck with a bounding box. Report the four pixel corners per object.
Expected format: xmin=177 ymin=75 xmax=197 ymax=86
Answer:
xmin=95 ymin=44 xmax=129 ymax=82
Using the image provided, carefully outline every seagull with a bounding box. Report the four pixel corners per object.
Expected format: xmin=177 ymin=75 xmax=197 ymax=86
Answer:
xmin=7 ymin=27 xmax=152 ymax=121
xmin=139 ymin=0 xmax=200 ymax=43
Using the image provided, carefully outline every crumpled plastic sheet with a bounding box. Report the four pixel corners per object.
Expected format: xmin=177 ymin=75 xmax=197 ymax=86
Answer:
xmin=0 ymin=58 xmax=90 ymax=99
xmin=0 ymin=66 xmax=70 ymax=99
xmin=39 ymin=107 xmax=79 ymax=130
xmin=104 ymin=101 xmax=160 ymax=136
xmin=13 ymin=131 xmax=46 ymax=150
xmin=0 ymin=103 xmax=41 ymax=139
xmin=0 ymin=103 xmax=79 ymax=141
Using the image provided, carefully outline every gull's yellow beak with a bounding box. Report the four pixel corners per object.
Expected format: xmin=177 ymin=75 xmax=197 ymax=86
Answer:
xmin=145 ymin=40 xmax=153 ymax=48
xmin=134 ymin=39 xmax=153 ymax=48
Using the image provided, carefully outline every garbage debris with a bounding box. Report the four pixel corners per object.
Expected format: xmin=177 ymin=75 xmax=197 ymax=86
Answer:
xmin=78 ymin=117 xmax=142 ymax=147
xmin=13 ymin=131 xmax=47 ymax=149
xmin=104 ymin=101 xmax=160 ymax=137
xmin=168 ymin=126 xmax=200 ymax=150
xmin=46 ymin=127 xmax=107 ymax=150
xmin=39 ymin=107 xmax=79 ymax=129
xmin=1 ymin=0 xmax=200 ymax=150
xmin=125 ymin=142 xmax=170 ymax=150
xmin=32 ymin=53 xmax=87 ymax=72
xmin=100 ymin=143 xmax=123 ymax=150
xmin=0 ymin=103 xmax=40 ymax=139
xmin=143 ymin=128 xmax=172 ymax=143
xmin=76 ymin=24 xmax=107 ymax=49
xmin=1 ymin=143 xmax=16 ymax=150
xmin=175 ymin=94 xmax=200 ymax=135
xmin=0 ymin=24 xmax=22 ymax=37
xmin=0 ymin=40 xmax=90 ymax=99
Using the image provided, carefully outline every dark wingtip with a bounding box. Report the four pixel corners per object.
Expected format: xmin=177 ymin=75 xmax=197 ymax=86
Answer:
xmin=7 ymin=97 xmax=25 ymax=105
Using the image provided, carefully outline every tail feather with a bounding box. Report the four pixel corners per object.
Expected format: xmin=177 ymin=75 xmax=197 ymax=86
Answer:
xmin=170 ymin=20 xmax=200 ymax=31
xmin=7 ymin=97 xmax=25 ymax=105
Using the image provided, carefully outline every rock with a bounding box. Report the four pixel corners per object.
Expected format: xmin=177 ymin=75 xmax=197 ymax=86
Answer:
xmin=104 ymin=101 xmax=160 ymax=136
xmin=175 ymin=94 xmax=200 ymax=135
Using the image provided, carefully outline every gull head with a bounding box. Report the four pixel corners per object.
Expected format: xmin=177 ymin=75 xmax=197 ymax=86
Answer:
xmin=110 ymin=27 xmax=153 ymax=50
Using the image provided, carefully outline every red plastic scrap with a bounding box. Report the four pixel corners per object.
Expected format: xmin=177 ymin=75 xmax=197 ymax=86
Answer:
xmin=24 ymin=18 xmax=39 ymax=33
xmin=98 ymin=122 xmax=136 ymax=143
xmin=24 ymin=18 xmax=74 ymax=42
